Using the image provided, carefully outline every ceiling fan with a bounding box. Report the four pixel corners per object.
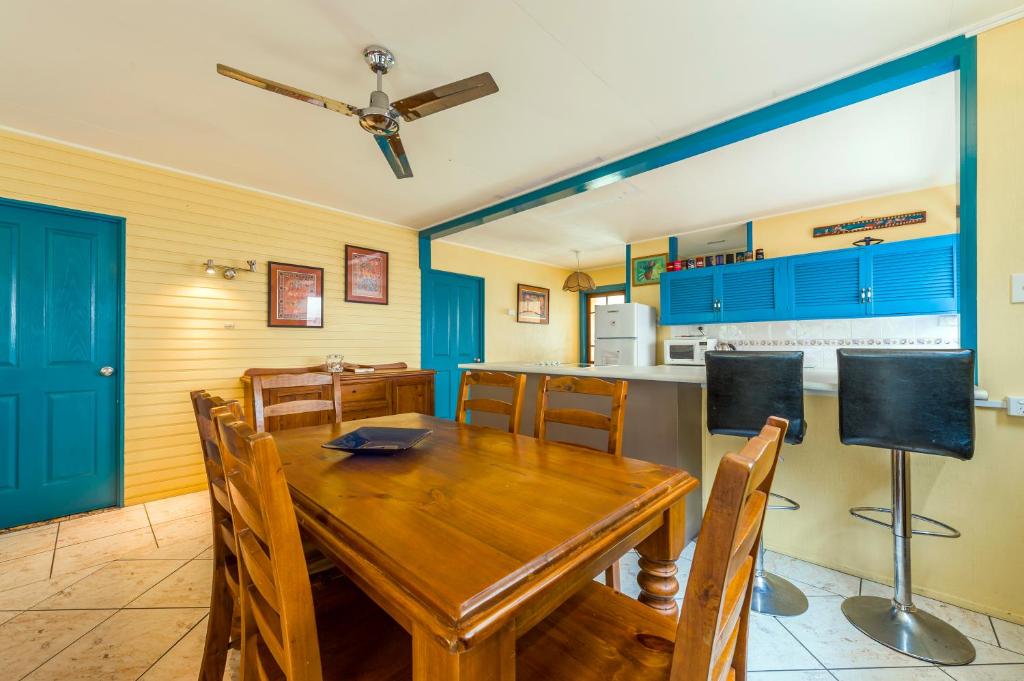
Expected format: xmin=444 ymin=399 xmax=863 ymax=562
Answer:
xmin=216 ymin=46 xmax=498 ymax=179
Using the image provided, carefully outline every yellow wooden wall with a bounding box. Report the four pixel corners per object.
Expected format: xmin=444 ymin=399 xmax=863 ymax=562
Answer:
xmin=0 ymin=128 xmax=421 ymax=503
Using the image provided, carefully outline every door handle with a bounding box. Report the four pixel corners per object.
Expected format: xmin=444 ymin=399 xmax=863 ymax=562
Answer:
xmin=99 ymin=366 xmax=115 ymax=377
xmin=474 ymin=358 xmax=482 ymax=362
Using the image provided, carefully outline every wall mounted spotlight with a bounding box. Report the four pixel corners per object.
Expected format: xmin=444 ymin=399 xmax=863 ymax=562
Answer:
xmin=203 ymin=259 xmax=257 ymax=279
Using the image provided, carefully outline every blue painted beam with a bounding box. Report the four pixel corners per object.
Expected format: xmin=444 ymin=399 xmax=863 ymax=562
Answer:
xmin=420 ymin=36 xmax=969 ymax=240
xmin=746 ymin=221 xmax=754 ymax=252
xmin=624 ymin=244 xmax=632 ymax=303
xmin=418 ymin=235 xmax=431 ymax=271
xmin=668 ymin=236 xmax=679 ymax=262
xmin=958 ymin=37 xmax=978 ymax=376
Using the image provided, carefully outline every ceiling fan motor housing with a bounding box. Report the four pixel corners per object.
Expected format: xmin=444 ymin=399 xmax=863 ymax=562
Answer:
xmin=358 ymin=90 xmax=400 ymax=136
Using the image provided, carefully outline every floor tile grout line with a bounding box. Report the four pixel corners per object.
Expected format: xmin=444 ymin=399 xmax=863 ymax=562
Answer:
xmin=29 ymin=605 xmax=211 ymax=611
xmin=47 ymin=523 xmax=58 ymax=579
xmin=142 ymin=504 xmax=160 ymax=548
xmin=24 ymin=563 xmax=110 ymax=611
xmin=15 ymin=607 xmax=120 ymax=681
xmin=123 ymin=559 xmax=194 ymax=608
xmin=772 ymin=614 xmax=834 ymax=673
xmin=133 ymin=611 xmax=209 ymax=681
xmin=989 ymin=615 xmax=1003 ymax=649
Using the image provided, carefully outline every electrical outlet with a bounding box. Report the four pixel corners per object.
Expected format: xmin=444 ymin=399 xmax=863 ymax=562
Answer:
xmin=1012 ymin=274 xmax=1024 ymax=303
xmin=1008 ymin=396 xmax=1024 ymax=417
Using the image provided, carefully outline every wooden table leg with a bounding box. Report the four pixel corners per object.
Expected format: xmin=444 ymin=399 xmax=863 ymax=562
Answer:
xmin=412 ymin=622 xmax=515 ymax=681
xmin=636 ymin=498 xmax=687 ymax=618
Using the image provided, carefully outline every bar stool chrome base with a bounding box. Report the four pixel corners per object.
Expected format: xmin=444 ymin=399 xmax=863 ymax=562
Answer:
xmin=751 ymin=571 xmax=809 ymax=617
xmin=842 ymin=595 xmax=976 ymax=665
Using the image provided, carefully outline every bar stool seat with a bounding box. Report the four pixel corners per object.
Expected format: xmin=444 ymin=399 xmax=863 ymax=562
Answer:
xmin=838 ymin=349 xmax=976 ymax=666
xmin=705 ymin=350 xmax=809 ymax=617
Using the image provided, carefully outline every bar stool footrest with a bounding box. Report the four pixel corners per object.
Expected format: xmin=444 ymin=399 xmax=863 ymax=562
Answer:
xmin=768 ymin=492 xmax=800 ymax=512
xmin=849 ymin=506 xmax=961 ymax=538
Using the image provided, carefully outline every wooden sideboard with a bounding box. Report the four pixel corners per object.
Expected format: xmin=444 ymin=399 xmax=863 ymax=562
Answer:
xmin=241 ymin=368 xmax=435 ymax=431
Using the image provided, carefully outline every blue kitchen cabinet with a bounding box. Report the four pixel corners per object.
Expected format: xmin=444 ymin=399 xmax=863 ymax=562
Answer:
xmin=660 ymin=269 xmax=717 ymax=324
xmin=788 ymin=248 xmax=869 ymax=320
xmin=866 ymin=234 xmax=959 ymax=316
xmin=659 ymin=234 xmax=959 ymax=325
xmin=718 ymin=260 xmax=787 ymax=322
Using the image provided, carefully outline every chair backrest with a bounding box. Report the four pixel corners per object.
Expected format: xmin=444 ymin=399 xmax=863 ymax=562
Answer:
xmin=671 ymin=416 xmax=788 ymax=681
xmin=533 ymin=375 xmax=628 ymax=456
xmin=189 ymin=390 xmax=244 ymax=551
xmin=837 ymin=348 xmax=975 ymax=459
xmin=216 ymin=413 xmax=323 ymax=681
xmin=705 ymin=351 xmax=806 ymax=445
xmin=455 ymin=370 xmax=527 ymax=433
xmin=250 ymin=371 xmax=342 ymax=433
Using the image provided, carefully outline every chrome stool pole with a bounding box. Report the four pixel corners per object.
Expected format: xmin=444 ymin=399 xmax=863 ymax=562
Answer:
xmin=842 ymin=449 xmax=974 ymax=665
xmin=751 ymin=490 xmax=808 ymax=616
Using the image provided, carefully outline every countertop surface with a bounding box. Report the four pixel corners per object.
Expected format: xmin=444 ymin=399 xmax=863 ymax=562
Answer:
xmin=460 ymin=361 xmax=841 ymax=393
xmin=460 ymin=362 xmax=991 ymax=401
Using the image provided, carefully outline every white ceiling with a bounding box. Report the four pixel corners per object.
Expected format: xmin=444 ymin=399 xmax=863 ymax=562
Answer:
xmin=0 ymin=1 xmax=1015 ymax=259
xmin=448 ymin=74 xmax=960 ymax=267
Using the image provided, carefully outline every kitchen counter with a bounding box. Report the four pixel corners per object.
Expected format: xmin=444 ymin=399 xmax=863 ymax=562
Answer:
xmin=460 ymin=362 xmax=992 ymax=401
xmin=461 ymin=361 xmax=840 ymax=393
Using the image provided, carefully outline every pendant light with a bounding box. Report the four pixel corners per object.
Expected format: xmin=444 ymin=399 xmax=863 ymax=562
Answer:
xmin=562 ymin=250 xmax=596 ymax=292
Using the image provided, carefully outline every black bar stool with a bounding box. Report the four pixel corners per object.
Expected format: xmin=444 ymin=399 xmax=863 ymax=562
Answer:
xmin=838 ymin=349 xmax=975 ymax=665
xmin=706 ymin=351 xmax=808 ymax=617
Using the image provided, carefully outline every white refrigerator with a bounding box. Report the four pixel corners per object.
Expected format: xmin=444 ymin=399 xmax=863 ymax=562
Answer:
xmin=594 ymin=303 xmax=657 ymax=366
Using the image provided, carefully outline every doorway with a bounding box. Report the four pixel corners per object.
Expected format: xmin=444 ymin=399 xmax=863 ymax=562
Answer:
xmin=421 ymin=269 xmax=484 ymax=419
xmin=0 ymin=197 xmax=124 ymax=529
xmin=580 ymin=285 xmax=626 ymax=364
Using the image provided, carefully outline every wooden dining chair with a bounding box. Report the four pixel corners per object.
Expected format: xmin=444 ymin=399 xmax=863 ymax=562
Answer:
xmin=189 ymin=390 xmax=245 ymax=681
xmin=535 ymin=375 xmax=628 ymax=587
xmin=455 ymin=370 xmax=527 ymax=433
xmin=214 ymin=413 xmax=411 ymax=681
xmin=516 ymin=417 xmax=789 ymax=681
xmin=248 ymin=370 xmax=343 ymax=432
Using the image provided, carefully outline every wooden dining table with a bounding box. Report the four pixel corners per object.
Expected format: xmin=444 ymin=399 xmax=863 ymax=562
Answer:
xmin=272 ymin=413 xmax=698 ymax=680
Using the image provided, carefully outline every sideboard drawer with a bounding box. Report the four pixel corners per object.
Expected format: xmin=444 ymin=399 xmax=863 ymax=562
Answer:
xmin=339 ymin=380 xmax=389 ymax=405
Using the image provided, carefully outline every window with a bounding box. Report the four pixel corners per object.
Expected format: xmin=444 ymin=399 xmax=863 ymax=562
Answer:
xmin=584 ymin=289 xmax=626 ymax=364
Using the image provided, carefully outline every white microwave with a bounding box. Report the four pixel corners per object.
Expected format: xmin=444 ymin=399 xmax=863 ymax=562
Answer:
xmin=663 ymin=338 xmax=717 ymax=365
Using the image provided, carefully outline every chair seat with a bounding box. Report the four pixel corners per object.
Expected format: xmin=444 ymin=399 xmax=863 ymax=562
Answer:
xmin=516 ymin=581 xmax=677 ymax=681
xmin=312 ymin=573 xmax=412 ymax=681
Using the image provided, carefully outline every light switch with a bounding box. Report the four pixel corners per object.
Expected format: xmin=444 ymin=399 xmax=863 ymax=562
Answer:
xmin=1013 ymin=274 xmax=1024 ymax=303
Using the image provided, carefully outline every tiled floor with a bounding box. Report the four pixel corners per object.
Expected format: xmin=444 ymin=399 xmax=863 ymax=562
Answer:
xmin=1 ymin=492 xmax=1023 ymax=680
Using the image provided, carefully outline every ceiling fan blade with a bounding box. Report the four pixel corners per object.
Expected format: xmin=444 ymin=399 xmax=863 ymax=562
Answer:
xmin=392 ymin=72 xmax=498 ymax=122
xmin=216 ymin=64 xmax=358 ymax=116
xmin=375 ymin=134 xmax=413 ymax=179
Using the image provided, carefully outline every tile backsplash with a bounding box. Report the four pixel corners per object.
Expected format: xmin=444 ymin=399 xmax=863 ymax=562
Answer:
xmin=669 ymin=314 xmax=960 ymax=369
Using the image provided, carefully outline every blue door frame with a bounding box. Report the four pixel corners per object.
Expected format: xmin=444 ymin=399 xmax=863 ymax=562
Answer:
xmin=418 ymin=35 xmax=977 ymax=374
xmin=0 ymin=196 xmax=126 ymax=527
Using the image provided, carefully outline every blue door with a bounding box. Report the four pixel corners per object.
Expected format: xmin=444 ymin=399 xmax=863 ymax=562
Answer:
xmin=422 ymin=270 xmax=484 ymax=419
xmin=0 ymin=198 xmax=123 ymax=529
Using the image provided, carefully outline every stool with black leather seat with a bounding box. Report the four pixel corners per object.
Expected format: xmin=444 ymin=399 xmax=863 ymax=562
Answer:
xmin=705 ymin=350 xmax=809 ymax=617
xmin=838 ymin=348 xmax=976 ymax=665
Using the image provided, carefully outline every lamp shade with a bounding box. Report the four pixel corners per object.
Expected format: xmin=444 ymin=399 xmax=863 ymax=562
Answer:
xmin=562 ymin=270 xmax=596 ymax=292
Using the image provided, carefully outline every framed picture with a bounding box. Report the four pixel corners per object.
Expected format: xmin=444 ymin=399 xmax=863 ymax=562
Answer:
xmin=267 ymin=261 xmax=324 ymax=328
xmin=345 ymin=245 xmax=389 ymax=305
xmin=631 ymin=252 xmax=668 ymax=286
xmin=517 ymin=283 xmax=550 ymax=324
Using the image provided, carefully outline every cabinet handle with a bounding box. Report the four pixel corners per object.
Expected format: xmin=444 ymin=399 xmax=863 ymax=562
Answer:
xmin=860 ymin=288 xmax=866 ymax=303
xmin=866 ymin=287 xmax=873 ymax=303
